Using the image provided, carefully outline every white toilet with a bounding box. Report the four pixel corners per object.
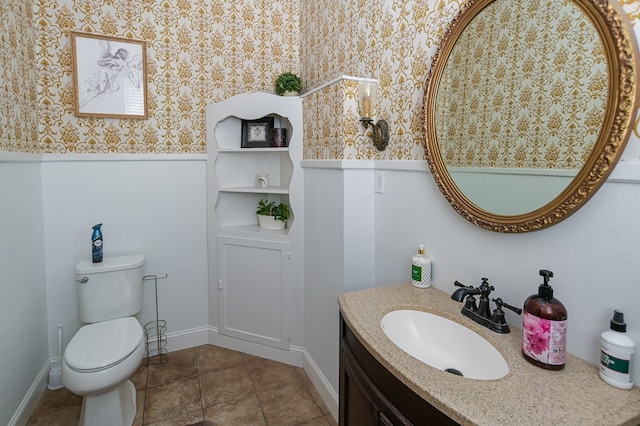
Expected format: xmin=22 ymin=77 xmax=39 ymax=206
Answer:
xmin=62 ymin=254 xmax=145 ymax=426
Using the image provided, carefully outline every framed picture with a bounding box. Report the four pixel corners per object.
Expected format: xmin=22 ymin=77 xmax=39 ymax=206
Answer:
xmin=71 ymin=32 xmax=148 ymax=119
xmin=241 ymin=117 xmax=274 ymax=148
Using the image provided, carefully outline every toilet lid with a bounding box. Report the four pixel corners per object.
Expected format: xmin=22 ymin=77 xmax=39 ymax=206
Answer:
xmin=65 ymin=317 xmax=143 ymax=372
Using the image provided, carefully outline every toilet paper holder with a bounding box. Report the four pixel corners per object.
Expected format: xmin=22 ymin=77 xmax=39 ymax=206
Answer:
xmin=143 ymin=274 xmax=168 ymax=364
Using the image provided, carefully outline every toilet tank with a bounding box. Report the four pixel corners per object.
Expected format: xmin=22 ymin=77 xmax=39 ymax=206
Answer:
xmin=75 ymin=254 xmax=145 ymax=323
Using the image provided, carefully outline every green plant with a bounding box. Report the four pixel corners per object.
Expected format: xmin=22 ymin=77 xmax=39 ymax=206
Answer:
xmin=275 ymin=72 xmax=302 ymax=95
xmin=256 ymin=199 xmax=290 ymax=222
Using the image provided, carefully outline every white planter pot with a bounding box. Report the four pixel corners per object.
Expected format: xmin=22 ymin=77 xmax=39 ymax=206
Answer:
xmin=258 ymin=214 xmax=286 ymax=230
xmin=282 ymin=91 xmax=299 ymax=97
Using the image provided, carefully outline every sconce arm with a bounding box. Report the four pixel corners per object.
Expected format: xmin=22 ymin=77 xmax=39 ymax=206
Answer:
xmin=360 ymin=118 xmax=389 ymax=151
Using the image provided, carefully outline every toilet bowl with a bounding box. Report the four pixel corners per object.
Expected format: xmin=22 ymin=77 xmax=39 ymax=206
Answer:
xmin=62 ymin=317 xmax=144 ymax=426
xmin=62 ymin=254 xmax=145 ymax=426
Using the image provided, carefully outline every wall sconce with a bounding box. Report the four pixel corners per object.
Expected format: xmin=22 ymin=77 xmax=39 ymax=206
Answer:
xmin=358 ymin=81 xmax=389 ymax=151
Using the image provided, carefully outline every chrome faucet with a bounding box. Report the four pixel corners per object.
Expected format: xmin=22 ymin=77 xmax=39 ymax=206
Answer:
xmin=451 ymin=279 xmax=521 ymax=333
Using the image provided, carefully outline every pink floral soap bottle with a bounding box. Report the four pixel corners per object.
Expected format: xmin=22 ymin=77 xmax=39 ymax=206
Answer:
xmin=522 ymin=270 xmax=567 ymax=370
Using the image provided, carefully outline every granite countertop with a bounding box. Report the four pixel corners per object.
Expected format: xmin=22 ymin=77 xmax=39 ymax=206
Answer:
xmin=338 ymin=282 xmax=640 ymax=426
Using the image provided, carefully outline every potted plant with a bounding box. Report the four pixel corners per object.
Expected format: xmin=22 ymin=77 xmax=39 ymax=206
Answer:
xmin=275 ymin=72 xmax=302 ymax=96
xmin=256 ymin=199 xmax=290 ymax=230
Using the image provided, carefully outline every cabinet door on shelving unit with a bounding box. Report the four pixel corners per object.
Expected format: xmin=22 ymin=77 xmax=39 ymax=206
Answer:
xmin=217 ymin=236 xmax=291 ymax=350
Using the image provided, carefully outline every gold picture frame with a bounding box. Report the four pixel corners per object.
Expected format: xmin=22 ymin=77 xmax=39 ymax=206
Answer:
xmin=423 ymin=0 xmax=639 ymax=233
xmin=71 ymin=32 xmax=148 ymax=119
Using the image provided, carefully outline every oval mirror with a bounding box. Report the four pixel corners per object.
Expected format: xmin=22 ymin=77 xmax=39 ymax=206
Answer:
xmin=424 ymin=0 xmax=639 ymax=233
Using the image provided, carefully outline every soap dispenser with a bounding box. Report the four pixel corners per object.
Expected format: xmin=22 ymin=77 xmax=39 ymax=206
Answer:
xmin=600 ymin=310 xmax=635 ymax=389
xmin=411 ymin=244 xmax=431 ymax=288
xmin=522 ymin=269 xmax=567 ymax=370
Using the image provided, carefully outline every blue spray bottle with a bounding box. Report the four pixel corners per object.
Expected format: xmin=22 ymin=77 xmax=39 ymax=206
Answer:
xmin=92 ymin=223 xmax=103 ymax=263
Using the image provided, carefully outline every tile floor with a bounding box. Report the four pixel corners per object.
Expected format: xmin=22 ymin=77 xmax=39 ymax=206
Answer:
xmin=27 ymin=345 xmax=337 ymax=426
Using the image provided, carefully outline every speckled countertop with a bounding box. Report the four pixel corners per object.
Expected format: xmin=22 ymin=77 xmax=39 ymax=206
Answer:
xmin=338 ymin=282 xmax=640 ymax=426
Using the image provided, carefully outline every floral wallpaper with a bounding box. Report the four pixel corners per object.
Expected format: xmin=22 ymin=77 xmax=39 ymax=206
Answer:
xmin=1 ymin=0 xmax=639 ymax=158
xmin=301 ymin=81 xmax=346 ymax=160
xmin=437 ymin=0 xmax=607 ymax=170
xmin=300 ymin=0 xmax=640 ymax=161
xmin=33 ymin=0 xmax=299 ymax=154
xmin=302 ymin=78 xmax=415 ymax=160
xmin=0 ymin=1 xmax=39 ymax=153
xmin=300 ymin=0 xmax=466 ymax=160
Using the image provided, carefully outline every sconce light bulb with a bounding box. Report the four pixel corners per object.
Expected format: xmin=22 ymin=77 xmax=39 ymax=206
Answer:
xmin=358 ymin=81 xmax=378 ymax=119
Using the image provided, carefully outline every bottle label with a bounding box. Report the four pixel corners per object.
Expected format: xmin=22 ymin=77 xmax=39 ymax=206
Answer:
xmin=522 ymin=311 xmax=567 ymax=365
xmin=92 ymin=237 xmax=103 ymax=263
xmin=411 ymin=265 xmax=422 ymax=282
xmin=411 ymin=261 xmax=431 ymax=288
xmin=601 ymin=351 xmax=630 ymax=374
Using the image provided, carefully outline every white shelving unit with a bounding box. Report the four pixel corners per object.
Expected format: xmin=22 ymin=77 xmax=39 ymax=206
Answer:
xmin=206 ymin=93 xmax=303 ymax=355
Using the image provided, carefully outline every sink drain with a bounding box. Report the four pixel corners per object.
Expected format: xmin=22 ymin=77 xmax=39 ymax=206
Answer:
xmin=445 ymin=368 xmax=463 ymax=376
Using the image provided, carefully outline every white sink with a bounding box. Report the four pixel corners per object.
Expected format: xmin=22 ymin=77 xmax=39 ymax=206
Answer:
xmin=381 ymin=310 xmax=509 ymax=380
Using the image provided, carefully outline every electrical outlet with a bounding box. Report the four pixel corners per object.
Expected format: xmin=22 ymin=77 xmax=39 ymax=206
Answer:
xmin=375 ymin=171 xmax=385 ymax=193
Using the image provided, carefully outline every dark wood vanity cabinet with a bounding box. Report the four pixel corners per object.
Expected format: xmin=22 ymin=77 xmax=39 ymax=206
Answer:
xmin=339 ymin=314 xmax=458 ymax=426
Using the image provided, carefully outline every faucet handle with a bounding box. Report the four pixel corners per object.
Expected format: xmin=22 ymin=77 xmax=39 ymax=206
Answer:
xmin=492 ymin=298 xmax=522 ymax=315
xmin=479 ymin=278 xmax=494 ymax=296
xmin=454 ymin=280 xmax=473 ymax=289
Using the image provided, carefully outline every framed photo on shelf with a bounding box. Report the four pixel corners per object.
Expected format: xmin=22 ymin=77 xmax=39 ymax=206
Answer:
xmin=71 ymin=32 xmax=148 ymax=119
xmin=241 ymin=117 xmax=274 ymax=148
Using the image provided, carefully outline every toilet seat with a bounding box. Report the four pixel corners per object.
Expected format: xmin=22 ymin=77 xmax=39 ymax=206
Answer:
xmin=65 ymin=317 xmax=143 ymax=373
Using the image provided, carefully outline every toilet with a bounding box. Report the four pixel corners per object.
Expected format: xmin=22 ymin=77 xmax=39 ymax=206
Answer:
xmin=62 ymin=255 xmax=145 ymax=426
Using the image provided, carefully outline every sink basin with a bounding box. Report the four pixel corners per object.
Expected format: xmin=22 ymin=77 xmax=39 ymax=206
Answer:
xmin=381 ymin=310 xmax=509 ymax=380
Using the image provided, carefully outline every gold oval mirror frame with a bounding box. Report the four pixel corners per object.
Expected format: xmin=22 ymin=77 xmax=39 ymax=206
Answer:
xmin=424 ymin=0 xmax=639 ymax=233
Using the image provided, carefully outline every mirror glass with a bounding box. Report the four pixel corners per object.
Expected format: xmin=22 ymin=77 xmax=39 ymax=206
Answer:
xmin=424 ymin=0 xmax=638 ymax=232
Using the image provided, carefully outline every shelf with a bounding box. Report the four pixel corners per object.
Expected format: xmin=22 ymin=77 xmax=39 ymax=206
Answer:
xmin=214 ymin=150 xmax=293 ymax=191
xmin=218 ymin=224 xmax=290 ymax=240
xmin=215 ymin=192 xmax=290 ymax=229
xmin=213 ymin=112 xmax=294 ymax=151
xmin=218 ymin=147 xmax=289 ymax=153
xmin=219 ymin=186 xmax=289 ymax=194
xmin=206 ymin=93 xmax=302 ymax=354
xmin=207 ymin=94 xmax=297 ymax=237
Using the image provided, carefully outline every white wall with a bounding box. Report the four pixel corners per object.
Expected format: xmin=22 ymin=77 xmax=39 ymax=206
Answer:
xmin=303 ymin=158 xmax=640 ymax=405
xmin=304 ymin=166 xmax=345 ymax=394
xmin=374 ymin=161 xmax=640 ymax=385
xmin=0 ymin=158 xmax=48 ymax=426
xmin=41 ymin=157 xmax=209 ymax=356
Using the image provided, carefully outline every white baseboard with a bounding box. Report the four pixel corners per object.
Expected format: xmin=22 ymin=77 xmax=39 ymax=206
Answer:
xmin=303 ymin=349 xmax=339 ymax=421
xmin=9 ymin=360 xmax=51 ymax=426
xmin=207 ymin=326 xmax=304 ymax=367
xmin=164 ymin=325 xmax=210 ymax=353
xmin=161 ymin=325 xmax=305 ymax=367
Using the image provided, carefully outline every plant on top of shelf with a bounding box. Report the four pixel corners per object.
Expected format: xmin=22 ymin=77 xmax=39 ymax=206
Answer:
xmin=275 ymin=72 xmax=302 ymax=96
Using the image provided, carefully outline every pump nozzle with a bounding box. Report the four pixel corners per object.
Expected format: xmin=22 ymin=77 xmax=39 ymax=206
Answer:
xmin=539 ymin=269 xmax=553 ymax=284
xmin=538 ymin=269 xmax=554 ymax=299
xmin=610 ymin=310 xmax=627 ymax=332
